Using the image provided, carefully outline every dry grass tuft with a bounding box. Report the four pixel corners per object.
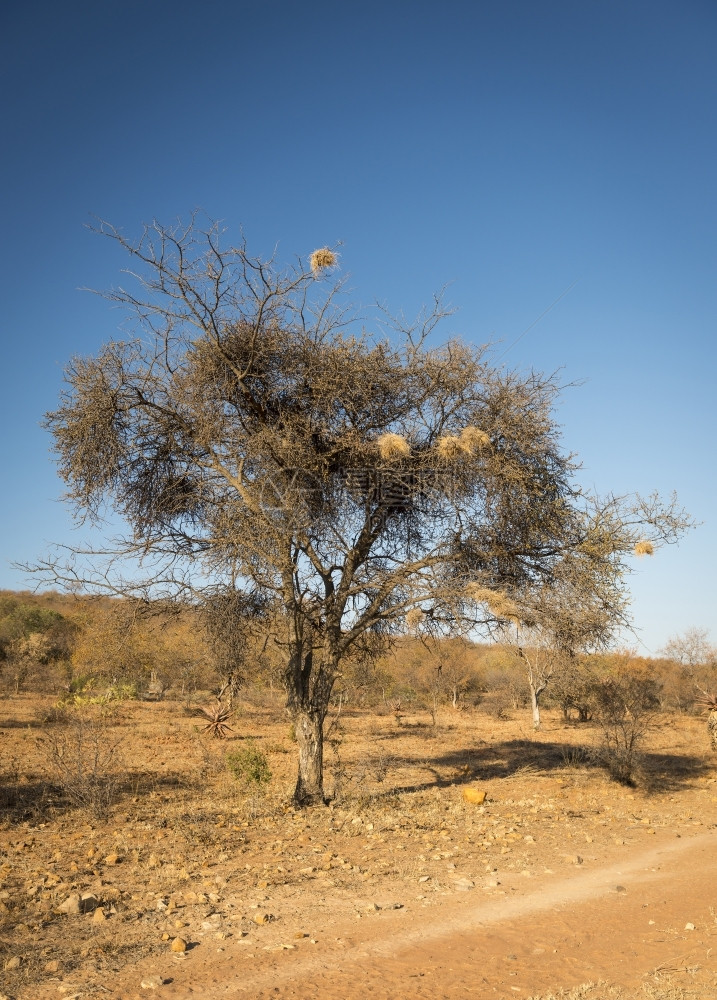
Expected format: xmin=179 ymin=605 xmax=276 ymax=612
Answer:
xmin=310 ymin=247 xmax=337 ymax=273
xmin=436 ymin=434 xmax=465 ymax=460
xmin=377 ymin=432 xmax=411 ymax=461
xmin=634 ymin=539 xmax=655 ymax=557
xmin=459 ymin=425 xmax=491 ymax=454
xmin=526 ymin=984 xmax=624 ymax=1000
xmin=466 ymin=584 xmax=519 ymax=621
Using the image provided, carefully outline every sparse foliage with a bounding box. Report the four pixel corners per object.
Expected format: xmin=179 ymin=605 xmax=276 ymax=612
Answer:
xmin=591 ymin=660 xmax=661 ymax=784
xmin=550 ymin=656 xmax=596 ymax=722
xmin=660 ymin=627 xmax=714 ymax=669
xmin=41 ymin=713 xmax=123 ymax=818
xmin=199 ymin=588 xmax=273 ymax=705
xmin=0 ymin=595 xmax=76 ymax=693
xmin=658 ymin=627 xmax=716 ymax=712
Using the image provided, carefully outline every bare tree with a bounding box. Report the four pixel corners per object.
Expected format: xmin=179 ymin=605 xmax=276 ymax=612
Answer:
xmin=34 ymin=215 xmax=693 ymax=804
xmin=659 ymin=627 xmax=715 ymax=672
xmin=497 ymin=629 xmax=558 ymax=729
xmin=659 ymin=627 xmax=716 ymax=712
xmin=415 ymin=635 xmax=480 ymax=713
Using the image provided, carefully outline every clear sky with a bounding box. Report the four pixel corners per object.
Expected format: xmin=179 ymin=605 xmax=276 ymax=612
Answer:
xmin=1 ymin=0 xmax=714 ymax=654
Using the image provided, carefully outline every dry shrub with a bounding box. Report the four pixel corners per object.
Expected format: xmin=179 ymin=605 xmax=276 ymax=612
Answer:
xmin=591 ymin=674 xmax=660 ymax=784
xmin=348 ymin=750 xmax=397 ymax=803
xmin=634 ymin=539 xmax=655 ymax=556
xmin=377 ymin=432 xmax=411 ymax=461
xmin=309 ymin=247 xmax=336 ymax=273
xmin=559 ymin=743 xmax=593 ymax=768
xmin=41 ymin=713 xmax=124 ymax=818
xmin=479 ymin=689 xmax=514 ymax=719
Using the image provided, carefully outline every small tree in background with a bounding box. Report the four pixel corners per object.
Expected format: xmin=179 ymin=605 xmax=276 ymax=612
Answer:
xmin=35 ymin=215 xmax=693 ymax=804
xmin=590 ymin=654 xmax=662 ymax=784
xmin=199 ymin=589 xmax=270 ymax=706
xmin=550 ymin=655 xmax=597 ymax=722
xmin=0 ymin=597 xmax=76 ymax=693
xmin=435 ymin=637 xmax=482 ymax=710
xmin=658 ymin=627 xmax=716 ymax=711
xmin=503 ymin=629 xmax=560 ymax=729
xmin=660 ymin=627 xmax=714 ymax=670
xmin=484 ymin=526 xmax=650 ymax=728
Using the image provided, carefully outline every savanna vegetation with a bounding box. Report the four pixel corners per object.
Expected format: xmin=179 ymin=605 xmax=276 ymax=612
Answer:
xmin=28 ymin=216 xmax=692 ymax=804
xmin=2 ymin=219 xmax=713 ymax=997
xmin=1 ymin=589 xmax=715 ymax=774
xmin=1 ymin=590 xmax=716 ymax=1000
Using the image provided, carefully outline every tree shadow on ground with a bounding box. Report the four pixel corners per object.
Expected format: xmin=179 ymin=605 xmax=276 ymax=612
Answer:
xmin=0 ymin=715 xmax=49 ymax=729
xmin=0 ymin=769 xmax=204 ymax=823
xmin=378 ymin=738 xmax=713 ymax=797
xmin=367 ymin=722 xmax=455 ymax=742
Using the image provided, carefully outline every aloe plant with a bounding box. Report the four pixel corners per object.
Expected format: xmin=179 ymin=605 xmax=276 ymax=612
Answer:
xmin=191 ymin=700 xmax=234 ymax=738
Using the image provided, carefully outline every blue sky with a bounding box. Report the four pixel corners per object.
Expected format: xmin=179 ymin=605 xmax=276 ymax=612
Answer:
xmin=1 ymin=0 xmax=714 ymax=653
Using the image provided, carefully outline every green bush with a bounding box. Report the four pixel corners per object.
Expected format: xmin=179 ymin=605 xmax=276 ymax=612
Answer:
xmin=68 ymin=674 xmax=96 ymax=695
xmin=57 ymin=675 xmax=138 ymax=708
xmin=226 ymin=741 xmax=272 ymax=790
xmin=105 ymin=680 xmax=139 ymax=701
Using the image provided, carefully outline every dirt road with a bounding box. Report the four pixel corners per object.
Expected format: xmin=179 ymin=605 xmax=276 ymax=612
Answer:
xmin=135 ymin=831 xmax=716 ymax=1000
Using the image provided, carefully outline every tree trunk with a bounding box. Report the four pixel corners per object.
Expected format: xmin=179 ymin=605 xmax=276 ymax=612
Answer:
xmin=708 ymin=710 xmax=717 ymax=751
xmin=530 ymin=683 xmax=541 ymax=728
xmin=283 ymin=627 xmax=338 ymax=807
xmin=292 ymin=709 xmax=325 ymax=805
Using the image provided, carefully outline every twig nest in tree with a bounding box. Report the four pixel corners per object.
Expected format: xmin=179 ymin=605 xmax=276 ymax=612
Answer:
xmin=633 ymin=540 xmax=654 ymax=557
xmin=405 ymin=608 xmax=424 ymax=630
xmin=377 ymin=432 xmax=411 ymax=461
xmin=459 ymin=426 xmax=491 ymax=454
xmin=466 ymin=584 xmax=519 ymax=622
xmin=462 ymin=786 xmax=487 ymax=805
xmin=310 ymin=247 xmax=337 ymax=273
xmin=436 ymin=427 xmax=490 ymax=460
xmin=436 ymin=435 xmax=465 ymax=460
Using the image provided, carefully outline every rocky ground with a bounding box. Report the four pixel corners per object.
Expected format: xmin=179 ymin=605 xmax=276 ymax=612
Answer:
xmin=1 ymin=695 xmax=716 ymax=999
